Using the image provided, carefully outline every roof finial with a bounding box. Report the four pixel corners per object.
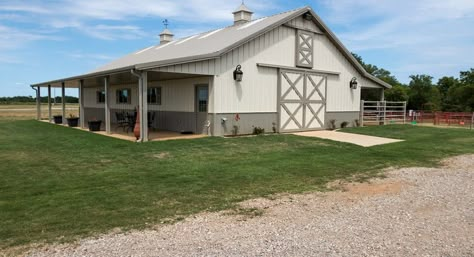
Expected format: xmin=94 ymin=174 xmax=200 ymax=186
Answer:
xmin=163 ymin=19 xmax=169 ymax=29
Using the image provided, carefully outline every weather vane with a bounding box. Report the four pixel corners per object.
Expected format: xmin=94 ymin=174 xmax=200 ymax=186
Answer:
xmin=163 ymin=19 xmax=169 ymax=29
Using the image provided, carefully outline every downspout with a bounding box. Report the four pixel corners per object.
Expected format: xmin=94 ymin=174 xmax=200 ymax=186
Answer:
xmin=130 ymin=69 xmax=143 ymax=142
xmin=30 ymin=85 xmax=40 ymax=120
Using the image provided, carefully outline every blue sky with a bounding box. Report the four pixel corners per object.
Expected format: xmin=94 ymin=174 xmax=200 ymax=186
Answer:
xmin=0 ymin=0 xmax=473 ymax=96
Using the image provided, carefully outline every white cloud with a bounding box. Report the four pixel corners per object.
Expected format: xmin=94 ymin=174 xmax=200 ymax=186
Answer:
xmin=316 ymin=0 xmax=474 ymax=82
xmin=0 ymin=25 xmax=63 ymax=50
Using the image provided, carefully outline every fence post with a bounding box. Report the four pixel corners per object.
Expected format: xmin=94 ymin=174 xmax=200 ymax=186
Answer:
xmin=403 ymin=101 xmax=406 ymax=124
xmin=360 ymin=100 xmax=364 ymax=127
xmin=471 ymin=112 xmax=473 ymax=130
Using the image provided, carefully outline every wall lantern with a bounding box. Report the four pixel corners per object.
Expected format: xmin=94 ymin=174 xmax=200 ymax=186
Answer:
xmin=233 ymin=65 xmax=243 ymax=82
xmin=350 ymin=77 xmax=358 ymax=89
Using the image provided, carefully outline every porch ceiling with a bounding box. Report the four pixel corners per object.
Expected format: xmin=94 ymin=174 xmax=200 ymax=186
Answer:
xmin=81 ymin=70 xmax=211 ymax=88
xmin=37 ymin=70 xmax=211 ymax=88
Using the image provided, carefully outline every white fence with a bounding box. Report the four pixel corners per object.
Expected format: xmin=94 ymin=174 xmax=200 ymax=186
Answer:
xmin=360 ymin=101 xmax=407 ymax=126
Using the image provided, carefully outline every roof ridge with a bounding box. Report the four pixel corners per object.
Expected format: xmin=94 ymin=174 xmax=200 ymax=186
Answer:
xmin=167 ymin=6 xmax=309 ymax=43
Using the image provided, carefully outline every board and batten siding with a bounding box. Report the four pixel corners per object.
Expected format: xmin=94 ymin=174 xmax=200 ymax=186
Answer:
xmin=147 ymin=76 xmax=211 ymax=112
xmin=212 ymin=25 xmax=296 ymax=113
xmin=312 ymin=34 xmax=380 ymax=112
xmin=83 ymin=76 xmax=212 ymax=112
xmin=83 ymin=84 xmax=138 ymax=110
xmin=208 ymin=15 xmax=382 ymax=114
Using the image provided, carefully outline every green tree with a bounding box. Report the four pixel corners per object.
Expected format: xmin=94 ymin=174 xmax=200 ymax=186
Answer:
xmin=385 ymin=84 xmax=409 ymax=102
xmin=352 ymin=53 xmax=401 ymax=86
xmin=407 ymin=75 xmax=441 ymax=111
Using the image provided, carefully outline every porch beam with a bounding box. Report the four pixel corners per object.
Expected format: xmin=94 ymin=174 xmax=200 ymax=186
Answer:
xmin=104 ymin=76 xmax=111 ymax=134
xmin=79 ymin=80 xmax=85 ymax=128
xmin=61 ymin=82 xmax=66 ymax=125
xmin=36 ymin=86 xmax=41 ymax=120
xmin=48 ymin=85 xmax=52 ymax=122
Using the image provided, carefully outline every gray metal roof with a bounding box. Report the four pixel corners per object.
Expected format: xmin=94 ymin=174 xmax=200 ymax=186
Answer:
xmin=32 ymin=6 xmax=391 ymax=89
xmin=90 ymin=7 xmax=302 ymax=74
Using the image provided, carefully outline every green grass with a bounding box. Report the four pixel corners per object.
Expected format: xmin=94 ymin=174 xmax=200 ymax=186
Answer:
xmin=0 ymin=121 xmax=473 ymax=250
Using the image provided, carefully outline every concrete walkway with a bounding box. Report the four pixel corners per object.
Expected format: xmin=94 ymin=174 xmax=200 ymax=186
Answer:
xmin=293 ymin=130 xmax=403 ymax=147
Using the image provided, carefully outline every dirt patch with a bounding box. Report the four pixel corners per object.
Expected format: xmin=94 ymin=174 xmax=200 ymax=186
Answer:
xmin=342 ymin=180 xmax=404 ymax=197
xmin=150 ymin=152 xmax=171 ymax=159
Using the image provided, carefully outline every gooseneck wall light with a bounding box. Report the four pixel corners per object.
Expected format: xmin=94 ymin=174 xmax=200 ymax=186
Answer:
xmin=233 ymin=65 xmax=243 ymax=81
xmin=350 ymin=77 xmax=358 ymax=89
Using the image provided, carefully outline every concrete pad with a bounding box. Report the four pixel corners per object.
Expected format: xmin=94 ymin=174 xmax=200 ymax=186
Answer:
xmin=293 ymin=130 xmax=404 ymax=147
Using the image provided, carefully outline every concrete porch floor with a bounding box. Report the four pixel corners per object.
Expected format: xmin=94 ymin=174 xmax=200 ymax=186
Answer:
xmin=40 ymin=119 xmax=207 ymax=142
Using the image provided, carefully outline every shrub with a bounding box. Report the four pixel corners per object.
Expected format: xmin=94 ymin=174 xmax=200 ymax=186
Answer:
xmin=253 ymin=126 xmax=265 ymax=135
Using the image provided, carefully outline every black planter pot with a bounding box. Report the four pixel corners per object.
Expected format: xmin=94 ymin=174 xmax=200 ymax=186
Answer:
xmin=67 ymin=117 xmax=79 ymax=127
xmin=88 ymin=120 xmax=102 ymax=131
xmin=53 ymin=115 xmax=62 ymax=124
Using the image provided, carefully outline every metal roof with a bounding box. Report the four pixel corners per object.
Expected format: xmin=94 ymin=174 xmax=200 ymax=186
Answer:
xmin=90 ymin=8 xmax=302 ymax=74
xmin=32 ymin=6 xmax=391 ymax=89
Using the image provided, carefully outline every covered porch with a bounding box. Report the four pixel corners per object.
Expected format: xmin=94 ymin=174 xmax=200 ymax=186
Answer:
xmin=33 ymin=70 xmax=213 ymax=142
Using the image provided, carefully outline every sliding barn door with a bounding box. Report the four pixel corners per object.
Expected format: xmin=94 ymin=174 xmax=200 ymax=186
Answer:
xmin=279 ymin=70 xmax=326 ymax=132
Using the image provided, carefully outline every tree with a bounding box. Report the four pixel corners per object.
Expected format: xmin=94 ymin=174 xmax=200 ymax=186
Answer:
xmin=407 ymin=75 xmax=441 ymax=111
xmin=450 ymin=68 xmax=474 ymax=111
xmin=385 ymin=84 xmax=409 ymax=102
xmin=352 ymin=53 xmax=401 ymax=86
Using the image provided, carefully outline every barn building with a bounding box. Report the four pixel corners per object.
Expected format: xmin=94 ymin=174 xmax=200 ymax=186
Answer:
xmin=31 ymin=4 xmax=390 ymax=141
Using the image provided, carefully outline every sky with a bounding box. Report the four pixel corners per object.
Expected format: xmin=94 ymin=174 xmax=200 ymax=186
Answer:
xmin=0 ymin=0 xmax=473 ymax=97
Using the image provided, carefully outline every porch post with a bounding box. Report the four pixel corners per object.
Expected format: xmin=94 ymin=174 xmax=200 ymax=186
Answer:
xmin=380 ymin=88 xmax=385 ymax=101
xmin=48 ymin=85 xmax=52 ymax=122
xmin=36 ymin=86 xmax=41 ymax=120
xmin=79 ymin=80 xmax=85 ymax=128
xmin=104 ymin=76 xmax=111 ymax=134
xmin=61 ymin=82 xmax=66 ymax=125
xmin=141 ymin=71 xmax=148 ymax=142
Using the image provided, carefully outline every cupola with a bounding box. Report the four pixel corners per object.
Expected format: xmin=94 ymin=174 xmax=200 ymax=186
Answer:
xmin=232 ymin=3 xmax=253 ymax=25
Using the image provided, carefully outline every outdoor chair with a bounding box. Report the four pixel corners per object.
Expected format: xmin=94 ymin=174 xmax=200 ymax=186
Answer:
xmin=115 ymin=111 xmax=128 ymax=132
xmin=126 ymin=112 xmax=137 ymax=133
xmin=148 ymin=111 xmax=155 ymax=131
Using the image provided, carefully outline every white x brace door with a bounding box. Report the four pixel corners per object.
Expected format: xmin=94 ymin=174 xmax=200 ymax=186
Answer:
xmin=279 ymin=70 xmax=327 ymax=132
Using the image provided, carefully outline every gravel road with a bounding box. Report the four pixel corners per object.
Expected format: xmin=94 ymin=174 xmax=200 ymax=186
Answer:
xmin=27 ymin=154 xmax=474 ymax=257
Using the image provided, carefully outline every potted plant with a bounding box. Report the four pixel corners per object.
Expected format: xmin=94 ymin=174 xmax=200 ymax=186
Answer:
xmin=66 ymin=113 xmax=79 ymax=127
xmin=53 ymin=115 xmax=62 ymax=124
xmin=88 ymin=118 xmax=102 ymax=131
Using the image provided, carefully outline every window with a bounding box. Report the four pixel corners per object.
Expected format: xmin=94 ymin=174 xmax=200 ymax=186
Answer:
xmin=116 ymin=88 xmax=131 ymax=104
xmin=197 ymin=86 xmax=208 ymax=112
xmin=147 ymin=87 xmax=161 ymax=105
xmin=96 ymin=90 xmax=105 ymax=103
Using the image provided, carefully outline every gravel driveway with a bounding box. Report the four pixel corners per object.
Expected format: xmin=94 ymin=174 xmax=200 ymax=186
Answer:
xmin=27 ymin=155 xmax=474 ymax=257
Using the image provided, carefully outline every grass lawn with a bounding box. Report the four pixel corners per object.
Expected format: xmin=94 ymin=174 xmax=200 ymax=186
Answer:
xmin=0 ymin=121 xmax=473 ymax=250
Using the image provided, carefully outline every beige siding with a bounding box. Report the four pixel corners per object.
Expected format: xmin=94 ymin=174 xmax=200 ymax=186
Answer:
xmin=155 ymin=59 xmax=216 ymax=75
xmin=84 ymin=76 xmax=212 ymax=112
xmin=148 ymin=77 xmax=211 ymax=112
xmin=83 ymin=84 xmax=138 ymax=110
xmin=213 ymin=26 xmax=295 ymax=113
xmin=313 ymin=34 xmax=380 ymax=111
xmin=285 ymin=16 xmax=323 ymax=34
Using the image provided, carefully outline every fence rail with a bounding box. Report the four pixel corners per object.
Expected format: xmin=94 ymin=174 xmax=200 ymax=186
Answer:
xmin=411 ymin=111 xmax=474 ymax=129
xmin=360 ymin=101 xmax=407 ymax=126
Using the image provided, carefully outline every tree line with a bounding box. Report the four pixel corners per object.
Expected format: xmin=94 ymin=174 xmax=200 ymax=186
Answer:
xmin=353 ymin=53 xmax=474 ymax=112
xmin=0 ymin=96 xmax=78 ymax=104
